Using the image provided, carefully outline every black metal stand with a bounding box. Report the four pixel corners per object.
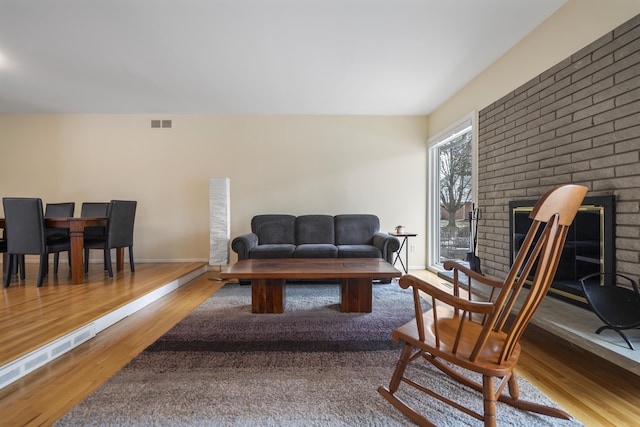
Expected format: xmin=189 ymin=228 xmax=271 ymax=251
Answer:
xmin=390 ymin=232 xmax=417 ymax=274
xmin=580 ymin=272 xmax=640 ymax=350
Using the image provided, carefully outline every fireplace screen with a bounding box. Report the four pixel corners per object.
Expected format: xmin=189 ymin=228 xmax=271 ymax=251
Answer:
xmin=509 ymin=196 xmax=615 ymax=308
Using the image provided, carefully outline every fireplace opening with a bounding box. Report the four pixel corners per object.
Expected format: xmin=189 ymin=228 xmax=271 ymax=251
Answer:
xmin=509 ymin=195 xmax=615 ymax=309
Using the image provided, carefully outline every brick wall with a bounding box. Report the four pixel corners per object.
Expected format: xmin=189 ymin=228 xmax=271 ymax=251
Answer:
xmin=477 ymin=14 xmax=640 ymax=280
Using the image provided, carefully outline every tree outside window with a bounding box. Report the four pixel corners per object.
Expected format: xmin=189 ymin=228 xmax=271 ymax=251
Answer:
xmin=437 ymin=127 xmax=473 ymax=263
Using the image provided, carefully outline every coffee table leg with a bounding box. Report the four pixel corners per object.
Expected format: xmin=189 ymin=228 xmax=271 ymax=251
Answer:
xmin=251 ymin=278 xmax=286 ymax=313
xmin=340 ymin=278 xmax=372 ymax=313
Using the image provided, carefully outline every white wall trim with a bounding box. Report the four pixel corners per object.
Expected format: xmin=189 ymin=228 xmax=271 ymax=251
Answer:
xmin=0 ymin=264 xmax=207 ymax=390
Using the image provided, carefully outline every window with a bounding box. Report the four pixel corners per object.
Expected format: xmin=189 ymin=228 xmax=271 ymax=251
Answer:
xmin=427 ymin=113 xmax=476 ymax=270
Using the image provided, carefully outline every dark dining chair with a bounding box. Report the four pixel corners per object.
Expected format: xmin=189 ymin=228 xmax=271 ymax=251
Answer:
xmin=81 ymin=202 xmax=109 ymax=271
xmin=3 ymin=197 xmax=71 ymax=287
xmin=81 ymin=202 xmax=109 ymax=220
xmin=84 ymin=200 xmax=137 ymax=277
xmin=44 ymin=202 xmax=75 ymax=273
xmin=0 ymin=235 xmax=7 ymax=269
xmin=81 ymin=202 xmax=109 ymax=238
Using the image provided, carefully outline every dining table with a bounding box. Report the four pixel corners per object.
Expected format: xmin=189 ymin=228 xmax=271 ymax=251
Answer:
xmin=0 ymin=217 xmax=123 ymax=285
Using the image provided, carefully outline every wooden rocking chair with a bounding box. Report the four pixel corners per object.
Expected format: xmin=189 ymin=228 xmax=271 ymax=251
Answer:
xmin=378 ymin=184 xmax=588 ymax=427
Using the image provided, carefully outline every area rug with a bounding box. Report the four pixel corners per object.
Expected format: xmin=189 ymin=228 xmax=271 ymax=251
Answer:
xmin=55 ymin=283 xmax=583 ymax=426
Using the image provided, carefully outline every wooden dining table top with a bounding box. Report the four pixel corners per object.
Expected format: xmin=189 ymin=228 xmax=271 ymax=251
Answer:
xmin=0 ymin=216 xmax=107 ymax=229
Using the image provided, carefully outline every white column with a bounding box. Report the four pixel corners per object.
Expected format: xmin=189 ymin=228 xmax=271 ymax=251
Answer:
xmin=209 ymin=177 xmax=230 ymax=266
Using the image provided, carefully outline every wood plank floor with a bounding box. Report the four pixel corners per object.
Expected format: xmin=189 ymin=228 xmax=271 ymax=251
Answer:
xmin=0 ymin=266 xmax=639 ymax=426
xmin=0 ymin=261 xmax=207 ymax=366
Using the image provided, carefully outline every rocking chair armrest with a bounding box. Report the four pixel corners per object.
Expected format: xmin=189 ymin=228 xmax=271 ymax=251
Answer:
xmin=443 ymin=260 xmax=504 ymax=289
xmin=399 ymin=275 xmax=495 ymax=315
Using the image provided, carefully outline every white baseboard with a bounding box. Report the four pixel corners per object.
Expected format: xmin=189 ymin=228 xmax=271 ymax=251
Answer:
xmin=0 ymin=324 xmax=96 ymax=390
xmin=0 ymin=264 xmax=207 ymax=390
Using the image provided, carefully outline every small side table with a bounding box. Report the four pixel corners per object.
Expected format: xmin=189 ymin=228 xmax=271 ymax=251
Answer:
xmin=389 ymin=232 xmax=417 ymax=274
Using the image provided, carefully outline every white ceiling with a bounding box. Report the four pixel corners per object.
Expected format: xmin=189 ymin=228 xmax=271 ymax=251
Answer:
xmin=0 ymin=0 xmax=566 ymax=115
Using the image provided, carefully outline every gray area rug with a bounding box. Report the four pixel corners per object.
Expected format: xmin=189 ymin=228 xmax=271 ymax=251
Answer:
xmin=56 ymin=283 xmax=583 ymax=426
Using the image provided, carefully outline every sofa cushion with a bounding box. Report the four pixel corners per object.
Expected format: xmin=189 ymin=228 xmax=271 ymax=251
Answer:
xmin=250 ymin=244 xmax=296 ymax=259
xmin=296 ymin=215 xmax=335 ymax=244
xmin=334 ymin=214 xmax=379 ymax=245
xmin=338 ymin=245 xmax=382 ymax=258
xmin=252 ymin=214 xmax=296 ymax=244
xmin=294 ymin=244 xmax=338 ymax=258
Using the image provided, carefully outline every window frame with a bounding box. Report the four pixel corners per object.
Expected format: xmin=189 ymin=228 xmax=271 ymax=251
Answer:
xmin=427 ymin=112 xmax=478 ymax=272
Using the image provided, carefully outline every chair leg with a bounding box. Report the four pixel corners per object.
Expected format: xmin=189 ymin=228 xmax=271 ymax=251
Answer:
xmin=54 ymin=252 xmax=59 ymax=274
xmin=388 ymin=343 xmax=413 ymax=393
xmin=507 ymin=370 xmax=520 ymax=400
xmin=129 ymin=246 xmax=135 ymax=272
xmin=84 ymin=248 xmax=90 ymax=273
xmin=37 ymin=255 xmax=47 ymax=287
xmin=4 ymin=255 xmax=13 ymax=287
xmin=19 ymin=255 xmax=26 ymax=280
xmin=482 ymin=375 xmax=497 ymax=427
xmin=105 ymin=249 xmax=113 ymax=277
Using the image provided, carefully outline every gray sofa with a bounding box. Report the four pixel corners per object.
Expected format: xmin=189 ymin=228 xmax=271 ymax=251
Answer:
xmin=231 ymin=214 xmax=400 ymax=282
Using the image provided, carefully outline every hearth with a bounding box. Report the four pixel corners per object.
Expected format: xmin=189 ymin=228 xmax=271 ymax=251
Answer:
xmin=509 ymin=196 xmax=615 ymax=308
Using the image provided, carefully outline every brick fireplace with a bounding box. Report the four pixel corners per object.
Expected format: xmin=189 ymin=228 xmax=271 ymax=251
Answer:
xmin=476 ymin=14 xmax=640 ymax=290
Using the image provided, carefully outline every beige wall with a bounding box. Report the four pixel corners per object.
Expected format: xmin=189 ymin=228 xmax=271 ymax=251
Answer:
xmin=0 ymin=115 xmax=428 ymax=266
xmin=428 ymin=0 xmax=640 ymax=139
xmin=4 ymin=0 xmax=638 ymax=271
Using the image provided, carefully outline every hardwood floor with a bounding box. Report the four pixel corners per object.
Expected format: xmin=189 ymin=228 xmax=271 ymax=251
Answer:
xmin=0 ymin=262 xmax=207 ymax=367
xmin=0 ymin=266 xmax=638 ymax=426
xmin=518 ymin=325 xmax=640 ymax=427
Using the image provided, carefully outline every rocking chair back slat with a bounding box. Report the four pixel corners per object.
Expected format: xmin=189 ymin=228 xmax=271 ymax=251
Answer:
xmin=413 ymin=287 xmax=426 ymax=342
xmin=494 ymin=220 xmax=550 ymax=334
xmin=500 ymin=217 xmax=565 ymax=363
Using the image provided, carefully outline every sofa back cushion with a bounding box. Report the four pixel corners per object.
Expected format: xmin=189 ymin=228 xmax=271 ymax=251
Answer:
xmin=334 ymin=214 xmax=380 ymax=245
xmin=251 ymin=214 xmax=296 ymax=244
xmin=296 ymin=215 xmax=335 ymax=245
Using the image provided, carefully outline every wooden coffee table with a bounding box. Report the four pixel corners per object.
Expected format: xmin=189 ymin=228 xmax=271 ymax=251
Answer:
xmin=219 ymin=258 xmax=402 ymax=314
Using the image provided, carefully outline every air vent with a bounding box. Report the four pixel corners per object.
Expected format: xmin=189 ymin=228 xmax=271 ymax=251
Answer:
xmin=161 ymin=120 xmax=172 ymax=128
xmin=151 ymin=120 xmax=161 ymax=128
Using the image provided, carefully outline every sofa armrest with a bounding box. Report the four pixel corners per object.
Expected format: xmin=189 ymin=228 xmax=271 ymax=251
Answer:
xmin=231 ymin=233 xmax=259 ymax=260
xmin=373 ymin=232 xmax=400 ymax=263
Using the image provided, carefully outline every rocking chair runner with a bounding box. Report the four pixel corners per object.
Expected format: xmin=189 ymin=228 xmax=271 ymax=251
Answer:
xmin=378 ymin=184 xmax=588 ymax=427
